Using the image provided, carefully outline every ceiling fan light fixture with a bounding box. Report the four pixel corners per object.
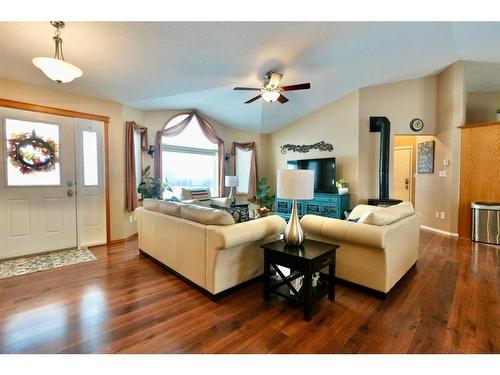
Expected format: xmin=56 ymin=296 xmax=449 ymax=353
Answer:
xmin=262 ymin=90 xmax=280 ymax=103
xmin=32 ymin=21 xmax=83 ymax=83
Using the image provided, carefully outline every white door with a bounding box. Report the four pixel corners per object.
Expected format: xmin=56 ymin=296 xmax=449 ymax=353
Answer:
xmin=0 ymin=108 xmax=107 ymax=259
xmin=393 ymin=147 xmax=412 ymax=202
xmin=0 ymin=108 xmax=77 ymax=259
xmin=75 ymin=119 xmax=107 ymax=247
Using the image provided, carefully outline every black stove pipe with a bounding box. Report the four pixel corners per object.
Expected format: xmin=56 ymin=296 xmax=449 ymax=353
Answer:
xmin=370 ymin=116 xmax=390 ymax=200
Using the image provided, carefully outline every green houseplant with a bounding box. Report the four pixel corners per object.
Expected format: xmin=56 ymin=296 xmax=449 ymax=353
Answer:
xmin=248 ymin=178 xmax=276 ymax=211
xmin=137 ymin=165 xmax=172 ymax=199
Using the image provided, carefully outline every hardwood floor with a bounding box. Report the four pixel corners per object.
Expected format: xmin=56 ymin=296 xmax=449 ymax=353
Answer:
xmin=0 ymin=230 xmax=498 ymax=354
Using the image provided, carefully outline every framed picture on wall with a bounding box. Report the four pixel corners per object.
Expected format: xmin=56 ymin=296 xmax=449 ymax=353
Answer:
xmin=417 ymin=140 xmax=435 ymax=174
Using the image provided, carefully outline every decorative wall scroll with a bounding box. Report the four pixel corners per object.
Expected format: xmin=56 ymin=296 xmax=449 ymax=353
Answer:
xmin=7 ymin=130 xmax=59 ymax=175
xmin=280 ymin=141 xmax=333 ymax=155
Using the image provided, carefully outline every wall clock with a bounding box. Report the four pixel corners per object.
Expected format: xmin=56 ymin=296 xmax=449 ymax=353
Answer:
xmin=410 ymin=118 xmax=424 ymax=132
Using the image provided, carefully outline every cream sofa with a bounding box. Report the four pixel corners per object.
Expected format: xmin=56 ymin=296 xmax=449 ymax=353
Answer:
xmin=301 ymin=202 xmax=421 ymax=295
xmin=136 ymin=199 xmax=286 ymax=299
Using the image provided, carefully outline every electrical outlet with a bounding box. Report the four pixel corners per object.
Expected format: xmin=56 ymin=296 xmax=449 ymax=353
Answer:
xmin=440 ymin=212 xmax=446 ymax=220
xmin=435 ymin=211 xmax=439 ymax=218
xmin=129 ymin=215 xmax=133 ymax=223
xmin=439 ymin=171 xmax=447 ymax=177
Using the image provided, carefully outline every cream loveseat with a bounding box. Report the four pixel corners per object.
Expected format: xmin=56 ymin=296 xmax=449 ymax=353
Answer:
xmin=136 ymin=199 xmax=286 ymax=299
xmin=301 ymin=202 xmax=421 ymax=295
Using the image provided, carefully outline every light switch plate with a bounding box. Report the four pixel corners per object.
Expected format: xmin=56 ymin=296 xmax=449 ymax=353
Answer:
xmin=443 ymin=159 xmax=450 ymax=166
xmin=440 ymin=212 xmax=446 ymax=219
xmin=439 ymin=171 xmax=447 ymax=177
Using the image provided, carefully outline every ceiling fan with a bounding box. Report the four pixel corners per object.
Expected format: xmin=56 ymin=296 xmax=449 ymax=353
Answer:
xmin=234 ymin=71 xmax=311 ymax=104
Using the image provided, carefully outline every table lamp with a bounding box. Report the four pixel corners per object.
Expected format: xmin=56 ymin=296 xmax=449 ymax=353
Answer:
xmin=225 ymin=175 xmax=239 ymax=206
xmin=277 ymin=169 xmax=314 ymax=246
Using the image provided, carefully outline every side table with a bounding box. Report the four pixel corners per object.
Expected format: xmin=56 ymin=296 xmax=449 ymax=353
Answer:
xmin=260 ymin=239 xmax=339 ymax=321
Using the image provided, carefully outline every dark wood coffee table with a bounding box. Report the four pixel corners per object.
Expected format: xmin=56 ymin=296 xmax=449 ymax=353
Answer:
xmin=260 ymin=239 xmax=339 ymax=321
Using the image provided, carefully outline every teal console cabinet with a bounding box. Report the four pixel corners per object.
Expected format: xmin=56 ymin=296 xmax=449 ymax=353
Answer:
xmin=276 ymin=193 xmax=350 ymax=221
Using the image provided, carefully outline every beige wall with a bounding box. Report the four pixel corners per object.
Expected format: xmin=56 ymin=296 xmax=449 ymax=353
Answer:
xmin=269 ymin=91 xmax=360 ymax=207
xmin=414 ymin=62 xmax=464 ymax=234
xmin=358 ymin=76 xmax=438 ymax=202
xmin=0 ymin=77 xmax=137 ymax=241
xmin=141 ymin=110 xmax=271 ymax=203
xmin=466 ymin=91 xmax=500 ymax=124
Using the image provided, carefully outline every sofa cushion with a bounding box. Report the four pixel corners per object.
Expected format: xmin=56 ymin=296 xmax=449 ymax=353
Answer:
xmin=210 ymin=204 xmax=250 ymax=223
xmin=363 ymin=202 xmax=415 ymax=226
xmin=180 ymin=204 xmax=235 ymax=225
xmin=158 ymin=201 xmax=184 ymax=217
xmin=142 ymin=198 xmax=164 ymax=212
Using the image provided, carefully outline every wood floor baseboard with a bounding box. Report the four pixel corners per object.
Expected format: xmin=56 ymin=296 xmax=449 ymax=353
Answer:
xmin=420 ymin=225 xmax=459 ymax=237
xmin=108 ymin=233 xmax=138 ymax=246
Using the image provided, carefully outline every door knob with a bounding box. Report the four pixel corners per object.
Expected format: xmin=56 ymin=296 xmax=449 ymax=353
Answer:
xmin=67 ymin=189 xmax=74 ymax=197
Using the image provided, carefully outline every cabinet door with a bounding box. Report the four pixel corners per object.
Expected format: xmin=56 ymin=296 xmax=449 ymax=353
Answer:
xmin=320 ymin=203 xmax=338 ymax=218
xmin=305 ymin=202 xmax=321 ymax=215
xmin=276 ymin=199 xmax=290 ymax=214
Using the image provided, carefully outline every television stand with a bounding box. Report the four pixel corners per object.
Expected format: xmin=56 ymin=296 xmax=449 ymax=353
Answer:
xmin=276 ymin=193 xmax=350 ymax=221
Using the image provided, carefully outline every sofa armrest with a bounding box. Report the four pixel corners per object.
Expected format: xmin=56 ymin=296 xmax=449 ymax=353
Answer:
xmin=206 ymin=215 xmax=286 ymax=250
xmin=300 ymin=214 xmax=387 ymax=249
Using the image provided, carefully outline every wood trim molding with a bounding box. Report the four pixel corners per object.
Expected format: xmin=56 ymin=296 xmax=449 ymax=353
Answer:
xmin=0 ymin=99 xmax=110 ymax=122
xmin=459 ymin=121 xmax=500 ymax=129
xmin=108 ymin=233 xmax=138 ymax=246
xmin=1 ymin=98 xmax=112 ymax=245
xmin=420 ymin=225 xmax=459 ymax=237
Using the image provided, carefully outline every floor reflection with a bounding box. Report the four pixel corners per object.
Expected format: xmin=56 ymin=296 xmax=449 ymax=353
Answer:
xmin=1 ymin=302 xmax=68 ymax=353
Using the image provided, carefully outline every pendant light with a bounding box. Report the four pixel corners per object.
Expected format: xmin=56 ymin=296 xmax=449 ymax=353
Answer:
xmin=32 ymin=21 xmax=83 ymax=83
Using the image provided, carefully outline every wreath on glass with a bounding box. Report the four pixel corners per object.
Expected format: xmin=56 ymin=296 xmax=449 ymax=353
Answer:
xmin=7 ymin=130 xmax=59 ymax=175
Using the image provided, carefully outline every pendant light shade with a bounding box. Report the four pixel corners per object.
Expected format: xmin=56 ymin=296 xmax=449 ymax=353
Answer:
xmin=33 ymin=21 xmax=83 ymax=83
xmin=32 ymin=57 xmax=83 ymax=83
xmin=262 ymin=90 xmax=280 ymax=103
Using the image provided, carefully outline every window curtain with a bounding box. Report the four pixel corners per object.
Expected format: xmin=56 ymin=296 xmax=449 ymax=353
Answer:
xmin=154 ymin=111 xmax=225 ymax=197
xmin=125 ymin=121 xmax=148 ymax=212
xmin=231 ymin=142 xmax=257 ymax=197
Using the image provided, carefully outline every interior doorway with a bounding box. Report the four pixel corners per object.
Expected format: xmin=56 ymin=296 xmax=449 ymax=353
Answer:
xmin=0 ymin=107 xmax=107 ymax=259
xmin=393 ymin=135 xmax=417 ymax=206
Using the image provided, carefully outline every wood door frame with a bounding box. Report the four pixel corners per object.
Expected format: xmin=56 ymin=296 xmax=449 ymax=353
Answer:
xmin=0 ymin=98 xmax=111 ymax=244
xmin=393 ymin=146 xmax=413 ymax=203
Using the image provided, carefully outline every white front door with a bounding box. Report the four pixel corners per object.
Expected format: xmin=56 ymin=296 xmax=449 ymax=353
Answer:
xmin=75 ymin=119 xmax=107 ymax=247
xmin=393 ymin=147 xmax=412 ymax=202
xmin=0 ymin=108 xmax=107 ymax=259
xmin=0 ymin=108 xmax=77 ymax=259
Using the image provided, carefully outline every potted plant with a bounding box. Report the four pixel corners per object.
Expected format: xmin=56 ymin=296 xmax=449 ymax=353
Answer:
xmin=137 ymin=165 xmax=172 ymax=200
xmin=248 ymin=178 xmax=276 ymax=217
xmin=336 ymin=178 xmax=349 ymax=195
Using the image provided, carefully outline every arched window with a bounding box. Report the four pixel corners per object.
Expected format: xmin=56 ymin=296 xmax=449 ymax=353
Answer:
xmin=162 ymin=114 xmax=219 ymax=196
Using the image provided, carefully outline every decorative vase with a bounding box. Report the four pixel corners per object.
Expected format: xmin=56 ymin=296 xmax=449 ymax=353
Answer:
xmin=337 ymin=187 xmax=349 ymax=195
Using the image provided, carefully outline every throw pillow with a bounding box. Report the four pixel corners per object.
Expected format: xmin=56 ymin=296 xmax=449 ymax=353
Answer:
xmin=210 ymin=204 xmax=249 ymax=223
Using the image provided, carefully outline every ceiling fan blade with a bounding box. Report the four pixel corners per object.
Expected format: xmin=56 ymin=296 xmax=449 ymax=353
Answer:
xmin=277 ymin=94 xmax=289 ymax=104
xmin=281 ymin=83 xmax=311 ymax=91
xmin=245 ymin=95 xmax=262 ymax=104
xmin=234 ymin=87 xmax=262 ymax=91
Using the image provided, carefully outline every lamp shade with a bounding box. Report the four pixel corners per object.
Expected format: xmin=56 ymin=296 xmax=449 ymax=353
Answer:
xmin=225 ymin=175 xmax=239 ymax=187
xmin=32 ymin=57 xmax=83 ymax=83
xmin=277 ymin=169 xmax=314 ymax=200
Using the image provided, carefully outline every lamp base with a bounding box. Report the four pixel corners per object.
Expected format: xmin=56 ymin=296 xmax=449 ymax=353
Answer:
xmin=284 ymin=200 xmax=305 ymax=246
xmin=228 ymin=187 xmax=236 ymax=206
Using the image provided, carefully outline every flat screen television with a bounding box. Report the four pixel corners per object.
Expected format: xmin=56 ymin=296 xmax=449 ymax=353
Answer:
xmin=287 ymin=157 xmax=336 ymax=193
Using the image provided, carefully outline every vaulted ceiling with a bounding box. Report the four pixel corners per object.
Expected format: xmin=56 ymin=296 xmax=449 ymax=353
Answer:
xmin=1 ymin=22 xmax=500 ymax=133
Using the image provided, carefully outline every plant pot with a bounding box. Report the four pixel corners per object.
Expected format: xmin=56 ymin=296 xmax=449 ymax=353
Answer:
xmin=337 ymin=187 xmax=349 ymax=195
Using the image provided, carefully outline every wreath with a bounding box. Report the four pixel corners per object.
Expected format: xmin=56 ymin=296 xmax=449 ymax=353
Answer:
xmin=7 ymin=130 xmax=59 ymax=175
